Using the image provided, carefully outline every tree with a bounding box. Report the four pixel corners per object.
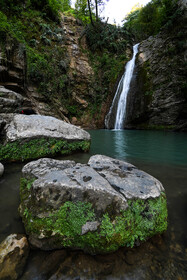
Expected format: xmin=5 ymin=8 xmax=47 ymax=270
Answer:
xmin=75 ymin=0 xmax=90 ymax=24
xmin=87 ymin=0 xmax=109 ymax=25
xmin=87 ymin=0 xmax=94 ymax=25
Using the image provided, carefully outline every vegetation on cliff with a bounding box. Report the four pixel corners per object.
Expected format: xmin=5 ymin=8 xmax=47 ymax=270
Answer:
xmin=124 ymin=0 xmax=187 ymax=130
xmin=0 ymin=0 xmax=131 ymax=127
xmin=123 ymin=0 xmax=181 ymax=41
xmin=0 ymin=0 xmax=186 ymax=129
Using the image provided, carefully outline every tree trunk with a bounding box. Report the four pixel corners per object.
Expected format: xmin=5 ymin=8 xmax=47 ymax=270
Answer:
xmin=87 ymin=0 xmax=94 ymax=26
xmin=95 ymin=0 xmax=98 ymax=21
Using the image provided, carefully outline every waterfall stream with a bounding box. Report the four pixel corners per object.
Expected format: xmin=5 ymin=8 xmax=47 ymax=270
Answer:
xmin=105 ymin=43 xmax=139 ymax=130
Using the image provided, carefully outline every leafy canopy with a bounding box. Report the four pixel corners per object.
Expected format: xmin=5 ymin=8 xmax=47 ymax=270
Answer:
xmin=123 ymin=0 xmax=179 ymax=41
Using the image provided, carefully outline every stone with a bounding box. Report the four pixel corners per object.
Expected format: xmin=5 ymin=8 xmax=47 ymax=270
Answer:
xmin=0 ymin=162 xmax=4 ymax=177
xmin=19 ymin=155 xmax=168 ymax=254
xmin=22 ymin=157 xmax=76 ymax=180
xmin=0 ymin=86 xmax=23 ymax=114
xmin=81 ymin=221 xmax=100 ymax=235
xmin=6 ymin=114 xmax=90 ymax=142
xmin=0 ymin=114 xmax=90 ymax=162
xmin=0 ymin=86 xmax=32 ymax=115
xmin=125 ymin=0 xmax=187 ymax=131
xmin=71 ymin=116 xmax=78 ymax=125
xmin=0 ymin=234 xmax=29 ymax=280
xmin=88 ymin=155 xmax=164 ymax=199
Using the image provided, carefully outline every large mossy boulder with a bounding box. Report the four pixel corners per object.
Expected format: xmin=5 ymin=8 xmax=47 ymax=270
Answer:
xmin=0 ymin=114 xmax=90 ymax=162
xmin=19 ymin=155 xmax=168 ymax=254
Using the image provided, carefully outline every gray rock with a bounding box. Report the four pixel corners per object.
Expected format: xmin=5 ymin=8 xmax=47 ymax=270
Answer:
xmin=0 ymin=234 xmax=29 ymax=280
xmin=0 ymin=86 xmax=32 ymax=115
xmin=19 ymin=156 xmax=167 ymax=254
xmin=0 ymin=114 xmax=90 ymax=162
xmin=30 ymin=164 xmax=127 ymax=215
xmin=6 ymin=114 xmax=90 ymax=142
xmin=22 ymin=157 xmax=76 ymax=180
xmin=0 ymin=86 xmax=23 ymax=114
xmin=81 ymin=221 xmax=100 ymax=235
xmin=0 ymin=162 xmax=4 ymax=177
xmin=88 ymin=155 xmax=164 ymax=199
xmin=125 ymin=1 xmax=187 ymax=130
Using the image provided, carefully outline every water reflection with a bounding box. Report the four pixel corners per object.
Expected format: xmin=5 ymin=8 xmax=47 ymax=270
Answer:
xmin=89 ymin=129 xmax=187 ymax=166
xmin=113 ymin=130 xmax=128 ymax=160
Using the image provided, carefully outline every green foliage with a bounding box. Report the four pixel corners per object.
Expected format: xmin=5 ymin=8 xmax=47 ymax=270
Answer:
xmin=0 ymin=3 xmax=71 ymax=101
xmin=123 ymin=0 xmax=180 ymax=41
xmin=0 ymin=0 xmax=71 ymax=21
xmin=52 ymin=202 xmax=95 ymax=237
xmin=0 ymin=138 xmax=90 ymax=162
xmin=86 ymin=22 xmax=130 ymax=54
xmin=84 ymin=22 xmax=130 ymax=119
xmin=74 ymin=0 xmax=91 ymax=25
xmin=27 ymin=46 xmax=68 ymax=99
xmin=20 ymin=176 xmax=168 ymax=254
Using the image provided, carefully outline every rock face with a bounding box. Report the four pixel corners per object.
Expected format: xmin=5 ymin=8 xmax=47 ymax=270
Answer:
xmin=0 ymin=234 xmax=29 ymax=280
xmin=0 ymin=86 xmax=31 ymax=114
xmin=19 ymin=155 xmax=167 ymax=254
xmin=0 ymin=162 xmax=4 ymax=177
xmin=0 ymin=18 xmax=110 ymax=129
xmin=125 ymin=1 xmax=187 ymax=131
xmin=0 ymin=114 xmax=90 ymax=162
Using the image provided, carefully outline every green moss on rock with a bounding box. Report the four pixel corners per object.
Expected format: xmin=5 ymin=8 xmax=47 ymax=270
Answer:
xmin=0 ymin=138 xmax=90 ymax=162
xmin=20 ymin=179 xmax=167 ymax=254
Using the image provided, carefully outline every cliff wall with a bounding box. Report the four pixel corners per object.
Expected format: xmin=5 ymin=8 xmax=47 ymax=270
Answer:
xmin=125 ymin=0 xmax=187 ymax=131
xmin=0 ymin=12 xmax=128 ymax=129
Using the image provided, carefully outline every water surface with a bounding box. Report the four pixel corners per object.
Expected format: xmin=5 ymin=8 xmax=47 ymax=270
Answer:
xmin=0 ymin=129 xmax=187 ymax=279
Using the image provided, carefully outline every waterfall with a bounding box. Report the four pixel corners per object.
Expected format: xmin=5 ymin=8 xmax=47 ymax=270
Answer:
xmin=105 ymin=43 xmax=139 ymax=130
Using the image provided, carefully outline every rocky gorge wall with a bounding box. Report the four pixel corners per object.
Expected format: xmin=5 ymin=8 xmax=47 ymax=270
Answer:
xmin=1 ymin=1 xmax=186 ymax=131
xmin=0 ymin=14 xmax=127 ymax=129
xmin=125 ymin=0 xmax=187 ymax=131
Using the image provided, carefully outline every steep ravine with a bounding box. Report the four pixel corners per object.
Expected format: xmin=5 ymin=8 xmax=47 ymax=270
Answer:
xmin=0 ymin=14 xmax=128 ymax=129
xmin=1 ymin=3 xmax=186 ymax=131
xmin=125 ymin=1 xmax=187 ymax=131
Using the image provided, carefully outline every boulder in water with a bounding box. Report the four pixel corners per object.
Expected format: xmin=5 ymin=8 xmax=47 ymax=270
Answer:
xmin=0 ymin=234 xmax=29 ymax=280
xmin=19 ymin=155 xmax=168 ymax=254
xmin=0 ymin=114 xmax=90 ymax=162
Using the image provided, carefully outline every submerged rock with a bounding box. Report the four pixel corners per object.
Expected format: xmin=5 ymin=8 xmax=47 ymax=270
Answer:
xmin=0 ymin=114 xmax=90 ymax=162
xmin=0 ymin=234 xmax=29 ymax=280
xmin=0 ymin=162 xmax=4 ymax=177
xmin=19 ymin=155 xmax=168 ymax=254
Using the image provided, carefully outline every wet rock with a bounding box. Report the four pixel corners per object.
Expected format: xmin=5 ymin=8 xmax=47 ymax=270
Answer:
xmin=81 ymin=221 xmax=100 ymax=235
xmin=125 ymin=1 xmax=187 ymax=130
xmin=0 ymin=162 xmax=4 ymax=177
xmin=0 ymin=114 xmax=90 ymax=162
xmin=5 ymin=114 xmax=90 ymax=142
xmin=0 ymin=86 xmax=23 ymax=114
xmin=19 ymin=250 xmax=67 ymax=280
xmin=19 ymin=155 xmax=167 ymax=254
xmin=22 ymin=157 xmax=76 ymax=180
xmin=88 ymin=155 xmax=164 ymax=199
xmin=0 ymin=234 xmax=29 ymax=280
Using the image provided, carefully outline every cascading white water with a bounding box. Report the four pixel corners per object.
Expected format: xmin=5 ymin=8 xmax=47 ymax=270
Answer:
xmin=115 ymin=43 xmax=139 ymax=129
xmin=105 ymin=43 xmax=139 ymax=130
